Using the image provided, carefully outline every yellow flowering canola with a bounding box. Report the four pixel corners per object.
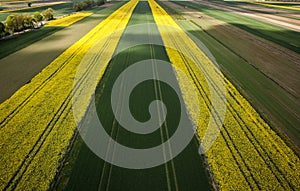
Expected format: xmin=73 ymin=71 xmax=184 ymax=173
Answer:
xmin=149 ymin=0 xmax=300 ymax=190
xmin=46 ymin=12 xmax=93 ymax=27
xmin=0 ymin=0 xmax=138 ymax=190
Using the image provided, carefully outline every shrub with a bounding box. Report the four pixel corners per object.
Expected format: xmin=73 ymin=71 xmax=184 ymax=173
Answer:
xmin=73 ymin=0 xmax=98 ymax=11
xmin=5 ymin=15 xmax=17 ymax=34
xmin=85 ymin=0 xmax=95 ymax=8
xmin=22 ymin=14 xmax=34 ymax=29
xmin=42 ymin=8 xmax=54 ymax=21
xmin=96 ymin=0 xmax=104 ymax=6
xmin=33 ymin=12 xmax=43 ymax=22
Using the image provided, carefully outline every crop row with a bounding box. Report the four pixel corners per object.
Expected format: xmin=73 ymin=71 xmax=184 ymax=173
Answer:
xmin=46 ymin=12 xmax=93 ymax=27
xmin=0 ymin=0 xmax=138 ymax=190
xmin=149 ymin=0 xmax=300 ymax=190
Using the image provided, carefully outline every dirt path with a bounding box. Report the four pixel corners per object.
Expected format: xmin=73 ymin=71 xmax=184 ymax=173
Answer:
xmin=0 ymin=4 xmax=116 ymax=103
xmin=194 ymin=0 xmax=300 ymax=32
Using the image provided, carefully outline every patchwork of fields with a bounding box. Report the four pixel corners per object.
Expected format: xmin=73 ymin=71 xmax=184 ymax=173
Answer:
xmin=0 ymin=0 xmax=299 ymax=190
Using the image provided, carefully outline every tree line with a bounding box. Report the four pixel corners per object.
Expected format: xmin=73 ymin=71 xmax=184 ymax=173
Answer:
xmin=0 ymin=8 xmax=54 ymax=37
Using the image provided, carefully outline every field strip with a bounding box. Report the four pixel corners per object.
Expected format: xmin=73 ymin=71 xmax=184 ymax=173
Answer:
xmin=0 ymin=1 xmax=67 ymax=13
xmin=214 ymin=1 xmax=300 ymax=20
xmin=46 ymin=12 xmax=93 ymax=27
xmin=214 ymin=1 xmax=300 ymax=25
xmin=171 ymin=1 xmax=300 ymax=95
xmin=97 ymin=48 xmax=131 ymax=190
xmin=255 ymin=2 xmax=300 ymax=11
xmin=97 ymin=5 xmax=176 ymax=189
xmin=193 ymin=0 xmax=300 ymax=32
xmin=0 ymin=0 xmax=138 ymax=190
xmin=149 ymin=0 xmax=300 ymax=190
xmin=227 ymin=3 xmax=300 ymax=25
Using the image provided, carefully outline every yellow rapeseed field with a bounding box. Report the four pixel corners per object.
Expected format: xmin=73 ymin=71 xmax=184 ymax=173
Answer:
xmin=0 ymin=0 xmax=138 ymax=190
xmin=46 ymin=12 xmax=93 ymax=27
xmin=149 ymin=0 xmax=300 ymax=190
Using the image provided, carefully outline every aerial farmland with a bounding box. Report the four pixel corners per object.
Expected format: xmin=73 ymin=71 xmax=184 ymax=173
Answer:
xmin=0 ymin=0 xmax=299 ymax=190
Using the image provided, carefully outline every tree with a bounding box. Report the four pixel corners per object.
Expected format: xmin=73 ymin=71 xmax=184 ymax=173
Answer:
xmin=42 ymin=8 xmax=54 ymax=21
xmin=73 ymin=0 xmax=97 ymax=11
xmin=14 ymin=14 xmax=25 ymax=31
xmin=96 ymin=0 xmax=104 ymax=6
xmin=33 ymin=12 xmax=43 ymax=22
xmin=22 ymin=14 xmax=34 ymax=29
xmin=84 ymin=0 xmax=95 ymax=8
xmin=73 ymin=3 xmax=81 ymax=11
xmin=5 ymin=15 xmax=17 ymax=34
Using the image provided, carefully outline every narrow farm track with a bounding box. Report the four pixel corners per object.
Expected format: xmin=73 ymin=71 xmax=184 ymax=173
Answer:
xmin=0 ymin=1 xmax=138 ymax=190
xmin=62 ymin=2 xmax=211 ymax=190
xmin=150 ymin=0 xmax=299 ymax=190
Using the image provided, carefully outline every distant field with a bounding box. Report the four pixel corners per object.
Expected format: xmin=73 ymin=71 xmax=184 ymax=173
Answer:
xmin=46 ymin=12 xmax=93 ymax=26
xmin=174 ymin=1 xmax=300 ymax=53
xmin=0 ymin=2 xmax=73 ymax=21
xmin=208 ymin=0 xmax=300 ymax=21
